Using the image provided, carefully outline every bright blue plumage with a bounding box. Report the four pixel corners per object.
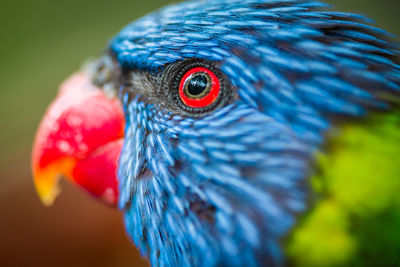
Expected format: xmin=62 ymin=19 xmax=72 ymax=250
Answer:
xmin=120 ymin=99 xmax=310 ymax=266
xmin=109 ymin=0 xmax=400 ymax=266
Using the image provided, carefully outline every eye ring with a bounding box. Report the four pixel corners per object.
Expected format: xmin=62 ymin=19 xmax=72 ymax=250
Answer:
xmin=159 ymin=58 xmax=234 ymax=116
xmin=179 ymin=67 xmax=220 ymax=109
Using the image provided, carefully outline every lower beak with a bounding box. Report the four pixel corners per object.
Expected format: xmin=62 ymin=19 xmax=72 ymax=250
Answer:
xmin=32 ymin=72 xmax=124 ymax=206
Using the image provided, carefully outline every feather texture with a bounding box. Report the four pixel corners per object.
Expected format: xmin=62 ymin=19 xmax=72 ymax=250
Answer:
xmin=107 ymin=0 xmax=400 ymax=265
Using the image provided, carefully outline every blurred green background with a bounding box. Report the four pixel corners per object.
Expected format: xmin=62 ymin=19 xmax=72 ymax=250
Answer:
xmin=0 ymin=0 xmax=398 ymax=266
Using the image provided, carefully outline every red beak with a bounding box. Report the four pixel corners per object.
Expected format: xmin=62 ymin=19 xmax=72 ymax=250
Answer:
xmin=32 ymin=72 xmax=124 ymax=206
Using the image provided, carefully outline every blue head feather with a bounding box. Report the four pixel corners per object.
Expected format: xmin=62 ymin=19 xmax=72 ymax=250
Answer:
xmin=109 ymin=0 xmax=400 ymax=266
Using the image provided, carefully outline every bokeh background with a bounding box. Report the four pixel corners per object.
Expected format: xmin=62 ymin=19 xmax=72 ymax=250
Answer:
xmin=0 ymin=0 xmax=398 ymax=266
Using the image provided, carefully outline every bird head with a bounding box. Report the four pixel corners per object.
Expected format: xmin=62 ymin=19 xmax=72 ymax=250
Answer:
xmin=32 ymin=0 xmax=399 ymax=265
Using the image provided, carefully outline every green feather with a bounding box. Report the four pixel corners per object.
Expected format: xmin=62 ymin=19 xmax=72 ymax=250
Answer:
xmin=286 ymin=112 xmax=400 ymax=266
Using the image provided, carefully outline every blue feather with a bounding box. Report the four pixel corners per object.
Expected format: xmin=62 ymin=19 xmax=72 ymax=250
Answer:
xmin=107 ymin=0 xmax=400 ymax=266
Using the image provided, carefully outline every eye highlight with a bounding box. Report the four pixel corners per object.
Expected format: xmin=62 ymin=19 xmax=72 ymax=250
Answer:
xmin=179 ymin=67 xmax=220 ymax=108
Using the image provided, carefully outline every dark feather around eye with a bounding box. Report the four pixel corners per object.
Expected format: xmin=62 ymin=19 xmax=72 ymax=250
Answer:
xmin=110 ymin=58 xmax=236 ymax=117
xmin=159 ymin=58 xmax=236 ymax=116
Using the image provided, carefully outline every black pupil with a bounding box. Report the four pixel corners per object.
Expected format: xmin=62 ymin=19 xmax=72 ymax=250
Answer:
xmin=187 ymin=74 xmax=208 ymax=96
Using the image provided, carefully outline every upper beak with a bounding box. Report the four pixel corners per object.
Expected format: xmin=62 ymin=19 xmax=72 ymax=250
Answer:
xmin=32 ymin=71 xmax=124 ymax=206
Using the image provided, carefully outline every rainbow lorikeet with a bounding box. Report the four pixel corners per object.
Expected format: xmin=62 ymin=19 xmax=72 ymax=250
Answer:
xmin=32 ymin=0 xmax=400 ymax=266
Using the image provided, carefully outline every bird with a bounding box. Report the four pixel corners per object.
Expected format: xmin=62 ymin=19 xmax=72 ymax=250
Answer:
xmin=31 ymin=0 xmax=400 ymax=266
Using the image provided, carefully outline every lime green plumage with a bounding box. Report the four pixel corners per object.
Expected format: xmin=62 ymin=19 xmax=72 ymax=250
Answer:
xmin=286 ymin=112 xmax=400 ymax=266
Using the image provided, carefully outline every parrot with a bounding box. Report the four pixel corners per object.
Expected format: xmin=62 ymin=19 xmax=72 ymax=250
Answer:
xmin=32 ymin=0 xmax=400 ymax=266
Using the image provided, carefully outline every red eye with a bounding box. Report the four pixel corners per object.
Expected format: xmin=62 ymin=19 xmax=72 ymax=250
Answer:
xmin=179 ymin=67 xmax=220 ymax=108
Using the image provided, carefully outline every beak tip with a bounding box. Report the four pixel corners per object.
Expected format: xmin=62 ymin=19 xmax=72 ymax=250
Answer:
xmin=39 ymin=188 xmax=60 ymax=207
xmin=33 ymin=167 xmax=63 ymax=207
xmin=34 ymin=181 xmax=60 ymax=207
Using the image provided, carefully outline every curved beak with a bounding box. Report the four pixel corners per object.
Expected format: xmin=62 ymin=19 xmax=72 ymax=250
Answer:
xmin=32 ymin=72 xmax=124 ymax=206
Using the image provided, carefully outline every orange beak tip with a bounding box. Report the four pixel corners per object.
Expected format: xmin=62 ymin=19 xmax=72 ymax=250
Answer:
xmin=33 ymin=171 xmax=61 ymax=206
xmin=33 ymin=159 xmax=75 ymax=206
xmin=35 ymin=179 xmax=60 ymax=206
